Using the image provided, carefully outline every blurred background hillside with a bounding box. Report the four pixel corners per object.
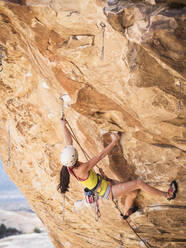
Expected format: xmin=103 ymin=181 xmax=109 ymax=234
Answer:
xmin=0 ymin=159 xmax=54 ymax=248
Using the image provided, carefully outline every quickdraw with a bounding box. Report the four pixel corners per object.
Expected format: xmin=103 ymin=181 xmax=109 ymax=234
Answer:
xmin=119 ymin=233 xmax=124 ymax=248
xmin=59 ymin=95 xmax=65 ymax=120
xmin=62 ymin=193 xmax=65 ymax=222
xmin=177 ymin=81 xmax=182 ymax=112
xmin=84 ymin=188 xmax=95 ymax=204
xmin=94 ymin=193 xmax=101 ymax=221
xmin=84 ymin=188 xmax=101 ymax=222
xmin=100 ymin=22 xmax=106 ymax=61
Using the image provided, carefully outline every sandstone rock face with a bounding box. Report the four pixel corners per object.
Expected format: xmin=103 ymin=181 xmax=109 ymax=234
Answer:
xmin=0 ymin=0 xmax=186 ymax=247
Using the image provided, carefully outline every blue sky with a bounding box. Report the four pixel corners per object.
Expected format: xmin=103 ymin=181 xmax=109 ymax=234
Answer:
xmin=0 ymin=158 xmax=20 ymax=192
xmin=0 ymin=158 xmax=31 ymax=211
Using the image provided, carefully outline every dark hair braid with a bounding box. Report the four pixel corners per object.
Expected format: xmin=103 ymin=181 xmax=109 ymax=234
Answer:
xmin=57 ymin=166 xmax=70 ymax=194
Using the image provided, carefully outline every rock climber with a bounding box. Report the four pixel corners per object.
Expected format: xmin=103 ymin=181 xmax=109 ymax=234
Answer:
xmin=58 ymin=119 xmax=178 ymax=219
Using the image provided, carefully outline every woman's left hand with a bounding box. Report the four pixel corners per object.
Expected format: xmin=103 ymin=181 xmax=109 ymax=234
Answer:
xmin=111 ymin=133 xmax=120 ymax=144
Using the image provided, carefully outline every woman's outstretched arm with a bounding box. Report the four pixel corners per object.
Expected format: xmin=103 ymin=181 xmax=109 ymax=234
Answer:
xmin=61 ymin=119 xmax=73 ymax=145
xmin=84 ymin=133 xmax=120 ymax=171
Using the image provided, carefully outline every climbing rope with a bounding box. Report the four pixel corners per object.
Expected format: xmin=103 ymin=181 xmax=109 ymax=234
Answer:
xmin=60 ymin=95 xmax=98 ymax=165
xmin=60 ymin=96 xmax=67 ymax=222
xmin=100 ymin=22 xmax=106 ymax=61
xmin=112 ymin=199 xmax=152 ymax=248
xmin=60 ymin=96 xmax=100 ymax=221
xmin=66 ymin=121 xmax=91 ymax=161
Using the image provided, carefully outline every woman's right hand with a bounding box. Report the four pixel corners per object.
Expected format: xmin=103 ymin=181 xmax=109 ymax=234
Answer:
xmin=111 ymin=133 xmax=120 ymax=144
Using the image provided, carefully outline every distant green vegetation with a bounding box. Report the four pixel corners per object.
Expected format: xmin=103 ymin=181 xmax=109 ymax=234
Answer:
xmin=33 ymin=227 xmax=41 ymax=233
xmin=0 ymin=223 xmax=22 ymax=238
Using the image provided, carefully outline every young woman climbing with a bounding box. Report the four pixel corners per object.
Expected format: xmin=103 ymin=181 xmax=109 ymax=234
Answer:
xmin=58 ymin=119 xmax=178 ymax=219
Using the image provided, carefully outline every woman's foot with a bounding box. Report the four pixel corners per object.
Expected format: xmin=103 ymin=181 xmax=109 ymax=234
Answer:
xmin=123 ymin=206 xmax=139 ymax=220
xmin=167 ymin=180 xmax=178 ymax=201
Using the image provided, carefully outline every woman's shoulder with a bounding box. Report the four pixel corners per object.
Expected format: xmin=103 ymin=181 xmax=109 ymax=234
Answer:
xmin=74 ymin=162 xmax=89 ymax=180
xmin=78 ymin=161 xmax=89 ymax=169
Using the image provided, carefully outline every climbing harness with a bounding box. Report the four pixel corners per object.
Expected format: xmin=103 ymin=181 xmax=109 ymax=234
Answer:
xmin=100 ymin=22 xmax=106 ymax=61
xmin=84 ymin=188 xmax=95 ymax=204
xmin=0 ymin=45 xmax=3 ymax=72
xmin=84 ymin=188 xmax=101 ymax=221
xmin=68 ymin=165 xmax=102 ymax=221
xmin=83 ymin=174 xmax=103 ymax=221
xmin=83 ymin=174 xmax=103 ymax=204
xmin=112 ymin=199 xmax=152 ymax=248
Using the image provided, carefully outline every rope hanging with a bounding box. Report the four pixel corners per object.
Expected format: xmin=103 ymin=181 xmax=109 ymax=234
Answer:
xmin=62 ymin=193 xmax=65 ymax=222
xmin=66 ymin=121 xmax=91 ymax=161
xmin=112 ymin=199 xmax=152 ymax=248
xmin=100 ymin=22 xmax=106 ymax=61
xmin=67 ymin=119 xmax=152 ymax=246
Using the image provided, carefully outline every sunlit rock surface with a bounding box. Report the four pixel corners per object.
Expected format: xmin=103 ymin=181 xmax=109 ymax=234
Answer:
xmin=0 ymin=0 xmax=185 ymax=247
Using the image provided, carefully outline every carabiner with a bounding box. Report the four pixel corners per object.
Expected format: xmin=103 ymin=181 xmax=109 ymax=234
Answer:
xmin=100 ymin=22 xmax=106 ymax=28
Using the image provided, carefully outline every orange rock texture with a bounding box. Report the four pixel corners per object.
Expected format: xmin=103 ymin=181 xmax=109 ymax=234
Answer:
xmin=0 ymin=0 xmax=186 ymax=247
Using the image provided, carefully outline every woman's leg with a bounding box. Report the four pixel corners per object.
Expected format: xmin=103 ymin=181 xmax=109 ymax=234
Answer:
xmin=123 ymin=190 xmax=138 ymax=215
xmin=112 ymin=179 xmax=167 ymax=200
xmin=111 ymin=180 xmax=177 ymax=217
xmin=111 ymin=179 xmax=168 ymax=217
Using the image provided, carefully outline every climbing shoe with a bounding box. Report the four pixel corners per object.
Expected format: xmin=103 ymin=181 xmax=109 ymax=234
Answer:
xmin=167 ymin=180 xmax=178 ymax=201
